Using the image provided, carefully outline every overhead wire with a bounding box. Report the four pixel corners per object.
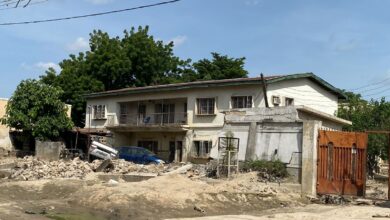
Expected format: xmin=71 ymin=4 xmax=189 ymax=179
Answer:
xmin=0 ymin=0 xmax=181 ymax=26
xmin=0 ymin=0 xmax=47 ymax=10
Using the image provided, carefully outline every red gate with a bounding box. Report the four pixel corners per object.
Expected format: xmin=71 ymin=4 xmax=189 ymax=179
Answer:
xmin=317 ymin=130 xmax=367 ymax=196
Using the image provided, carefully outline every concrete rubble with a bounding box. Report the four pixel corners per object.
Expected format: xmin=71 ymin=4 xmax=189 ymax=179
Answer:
xmin=5 ymin=157 xmax=168 ymax=181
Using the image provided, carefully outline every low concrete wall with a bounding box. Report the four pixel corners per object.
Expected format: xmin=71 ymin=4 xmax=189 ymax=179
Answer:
xmin=301 ymin=120 xmax=322 ymax=196
xmin=0 ymin=128 xmax=12 ymax=152
xmin=35 ymin=140 xmax=65 ymax=161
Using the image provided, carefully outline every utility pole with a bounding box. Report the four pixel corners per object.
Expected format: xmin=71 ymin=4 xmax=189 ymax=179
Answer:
xmin=261 ymin=73 xmax=269 ymax=108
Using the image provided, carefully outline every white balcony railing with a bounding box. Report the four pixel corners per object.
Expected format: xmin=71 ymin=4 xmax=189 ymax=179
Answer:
xmin=107 ymin=112 xmax=187 ymax=126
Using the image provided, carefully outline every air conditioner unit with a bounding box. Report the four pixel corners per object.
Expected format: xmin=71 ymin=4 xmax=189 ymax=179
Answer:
xmin=272 ymin=96 xmax=281 ymax=105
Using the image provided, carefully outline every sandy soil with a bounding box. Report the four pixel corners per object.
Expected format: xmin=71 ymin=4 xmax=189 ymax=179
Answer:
xmin=0 ymin=172 xmax=388 ymax=220
xmin=0 ymin=172 xmax=305 ymax=220
xmin=170 ymin=204 xmax=390 ymax=220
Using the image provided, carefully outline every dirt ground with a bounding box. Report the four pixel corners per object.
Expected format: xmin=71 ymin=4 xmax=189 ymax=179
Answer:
xmin=169 ymin=204 xmax=390 ymax=220
xmin=0 ymin=171 xmax=389 ymax=220
xmin=0 ymin=172 xmax=306 ymax=220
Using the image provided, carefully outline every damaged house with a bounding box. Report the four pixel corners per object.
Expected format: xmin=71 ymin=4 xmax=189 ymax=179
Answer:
xmin=84 ymin=72 xmax=351 ymax=177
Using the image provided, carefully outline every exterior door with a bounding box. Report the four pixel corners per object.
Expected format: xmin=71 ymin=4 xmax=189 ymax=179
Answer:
xmin=169 ymin=141 xmax=175 ymax=163
xmin=177 ymin=141 xmax=183 ymax=162
xmin=317 ymin=130 xmax=367 ymax=196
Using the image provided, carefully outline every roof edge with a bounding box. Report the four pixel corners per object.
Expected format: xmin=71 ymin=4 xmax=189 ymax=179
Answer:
xmin=295 ymin=105 xmax=352 ymax=125
xmin=266 ymin=72 xmax=347 ymax=99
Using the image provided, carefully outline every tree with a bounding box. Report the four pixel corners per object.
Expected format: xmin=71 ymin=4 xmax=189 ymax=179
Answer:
xmin=187 ymin=52 xmax=248 ymax=81
xmin=1 ymin=80 xmax=73 ymax=141
xmin=40 ymin=26 xmax=250 ymax=127
xmin=40 ymin=26 xmax=192 ymax=126
xmin=338 ymin=92 xmax=390 ymax=175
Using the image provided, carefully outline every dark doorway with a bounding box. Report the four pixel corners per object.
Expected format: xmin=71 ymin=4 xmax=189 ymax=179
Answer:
xmin=169 ymin=141 xmax=175 ymax=163
xmin=177 ymin=141 xmax=183 ymax=162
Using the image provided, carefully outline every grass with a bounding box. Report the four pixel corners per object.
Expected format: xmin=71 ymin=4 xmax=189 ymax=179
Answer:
xmin=242 ymin=159 xmax=288 ymax=179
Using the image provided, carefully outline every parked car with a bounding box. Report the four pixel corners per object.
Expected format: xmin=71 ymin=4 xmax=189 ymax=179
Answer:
xmin=117 ymin=146 xmax=164 ymax=164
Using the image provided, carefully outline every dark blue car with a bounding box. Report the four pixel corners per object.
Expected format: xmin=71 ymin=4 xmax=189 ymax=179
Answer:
xmin=117 ymin=146 xmax=164 ymax=164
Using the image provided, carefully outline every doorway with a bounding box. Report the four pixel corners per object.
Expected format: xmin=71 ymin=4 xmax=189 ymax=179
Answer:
xmin=169 ymin=141 xmax=175 ymax=163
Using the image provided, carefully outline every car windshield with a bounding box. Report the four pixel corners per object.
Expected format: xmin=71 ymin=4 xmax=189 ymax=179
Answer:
xmin=119 ymin=147 xmax=155 ymax=156
xmin=142 ymin=148 xmax=155 ymax=156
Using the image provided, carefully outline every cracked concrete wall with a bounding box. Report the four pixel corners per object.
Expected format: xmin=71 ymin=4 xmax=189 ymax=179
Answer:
xmin=301 ymin=120 xmax=322 ymax=196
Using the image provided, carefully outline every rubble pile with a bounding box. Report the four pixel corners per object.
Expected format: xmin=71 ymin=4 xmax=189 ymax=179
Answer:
xmin=7 ymin=157 xmax=166 ymax=181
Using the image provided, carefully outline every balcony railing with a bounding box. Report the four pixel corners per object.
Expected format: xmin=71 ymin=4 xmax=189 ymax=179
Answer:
xmin=107 ymin=112 xmax=187 ymax=126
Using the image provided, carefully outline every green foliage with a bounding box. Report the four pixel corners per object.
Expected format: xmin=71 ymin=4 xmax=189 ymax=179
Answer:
xmin=338 ymin=92 xmax=390 ymax=174
xmin=184 ymin=52 xmax=248 ymax=81
xmin=40 ymin=26 xmax=249 ymax=127
xmin=243 ymin=159 xmax=288 ymax=179
xmin=1 ymin=80 xmax=73 ymax=141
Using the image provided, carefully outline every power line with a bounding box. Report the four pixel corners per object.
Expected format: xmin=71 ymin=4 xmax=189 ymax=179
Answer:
xmin=0 ymin=0 xmax=47 ymax=10
xmin=0 ymin=0 xmax=181 ymax=26
xmin=348 ymin=76 xmax=390 ymax=91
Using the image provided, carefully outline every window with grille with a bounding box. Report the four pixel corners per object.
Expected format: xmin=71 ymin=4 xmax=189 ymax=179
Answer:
xmin=285 ymin=97 xmax=294 ymax=106
xmin=193 ymin=141 xmax=212 ymax=158
xmin=196 ymin=98 xmax=215 ymax=115
xmin=231 ymin=96 xmax=252 ymax=109
xmin=93 ymin=105 xmax=106 ymax=119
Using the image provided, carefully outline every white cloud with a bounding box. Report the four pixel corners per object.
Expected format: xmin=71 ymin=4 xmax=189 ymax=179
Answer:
xmin=66 ymin=37 xmax=89 ymax=52
xmin=169 ymin=35 xmax=188 ymax=47
xmin=85 ymin=0 xmax=114 ymax=5
xmin=35 ymin=62 xmax=61 ymax=72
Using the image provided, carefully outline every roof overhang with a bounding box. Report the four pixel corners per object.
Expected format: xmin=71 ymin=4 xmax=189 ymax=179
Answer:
xmin=295 ymin=105 xmax=352 ymax=125
xmin=84 ymin=72 xmax=346 ymax=100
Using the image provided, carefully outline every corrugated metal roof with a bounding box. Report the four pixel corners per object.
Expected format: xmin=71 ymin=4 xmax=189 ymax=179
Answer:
xmin=85 ymin=72 xmax=346 ymax=99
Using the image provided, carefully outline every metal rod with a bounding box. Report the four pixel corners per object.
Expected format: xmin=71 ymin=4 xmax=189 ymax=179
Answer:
xmin=261 ymin=73 xmax=269 ymax=108
xmin=228 ymin=151 xmax=231 ymax=178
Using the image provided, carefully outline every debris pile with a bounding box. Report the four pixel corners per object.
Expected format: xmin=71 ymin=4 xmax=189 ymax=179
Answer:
xmin=7 ymin=157 xmax=166 ymax=181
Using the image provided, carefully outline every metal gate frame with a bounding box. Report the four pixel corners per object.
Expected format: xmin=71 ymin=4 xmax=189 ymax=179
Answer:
xmin=317 ymin=130 xmax=367 ymax=196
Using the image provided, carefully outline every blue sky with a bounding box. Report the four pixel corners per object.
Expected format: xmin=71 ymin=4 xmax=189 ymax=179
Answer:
xmin=1 ymin=0 xmax=390 ymax=99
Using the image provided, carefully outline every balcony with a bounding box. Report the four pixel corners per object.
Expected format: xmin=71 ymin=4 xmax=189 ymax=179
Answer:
xmin=106 ymin=112 xmax=188 ymax=132
xmin=106 ymin=99 xmax=188 ymax=131
xmin=119 ymin=112 xmax=187 ymax=126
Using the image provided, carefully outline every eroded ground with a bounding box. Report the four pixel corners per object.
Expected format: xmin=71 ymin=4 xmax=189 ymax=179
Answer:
xmin=0 ymin=172 xmax=306 ymax=220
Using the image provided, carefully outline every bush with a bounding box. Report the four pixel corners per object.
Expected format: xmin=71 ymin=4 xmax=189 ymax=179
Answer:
xmin=242 ymin=159 xmax=288 ymax=179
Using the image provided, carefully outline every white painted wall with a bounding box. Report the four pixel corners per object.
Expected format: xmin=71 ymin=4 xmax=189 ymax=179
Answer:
xmin=84 ymin=78 xmax=340 ymax=164
xmin=267 ymin=78 xmax=339 ymax=115
xmin=85 ymin=84 xmax=265 ymax=129
xmin=85 ymin=79 xmax=339 ymax=129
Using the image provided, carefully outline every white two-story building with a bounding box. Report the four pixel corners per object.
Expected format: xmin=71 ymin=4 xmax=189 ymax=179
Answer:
xmin=84 ymin=73 xmax=351 ymax=165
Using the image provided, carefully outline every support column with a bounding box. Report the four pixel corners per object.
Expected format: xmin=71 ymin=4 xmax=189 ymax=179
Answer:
xmin=301 ymin=120 xmax=322 ymax=197
xmin=245 ymin=122 xmax=258 ymax=160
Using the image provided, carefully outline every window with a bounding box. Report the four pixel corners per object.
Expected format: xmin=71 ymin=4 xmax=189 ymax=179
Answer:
xmin=193 ymin=141 xmax=212 ymax=158
xmin=184 ymin=103 xmax=188 ymax=119
xmin=272 ymin=96 xmax=281 ymax=106
xmin=285 ymin=97 xmax=294 ymax=106
xmin=93 ymin=105 xmax=106 ymax=119
xmin=197 ymin=98 xmax=215 ymax=115
xmin=138 ymin=141 xmax=158 ymax=154
xmin=231 ymin=96 xmax=252 ymax=109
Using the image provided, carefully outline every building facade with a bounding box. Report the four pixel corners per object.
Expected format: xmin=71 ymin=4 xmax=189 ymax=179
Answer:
xmin=84 ymin=73 xmax=350 ymax=164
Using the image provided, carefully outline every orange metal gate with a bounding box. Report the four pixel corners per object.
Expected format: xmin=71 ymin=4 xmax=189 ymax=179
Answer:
xmin=317 ymin=130 xmax=367 ymax=196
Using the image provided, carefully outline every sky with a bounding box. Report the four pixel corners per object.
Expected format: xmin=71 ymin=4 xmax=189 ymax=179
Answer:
xmin=1 ymin=0 xmax=390 ymax=100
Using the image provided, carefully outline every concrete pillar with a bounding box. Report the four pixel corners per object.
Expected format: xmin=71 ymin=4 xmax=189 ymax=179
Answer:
xmin=182 ymin=130 xmax=193 ymax=162
xmin=301 ymin=120 xmax=322 ymax=197
xmin=245 ymin=122 xmax=258 ymax=160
